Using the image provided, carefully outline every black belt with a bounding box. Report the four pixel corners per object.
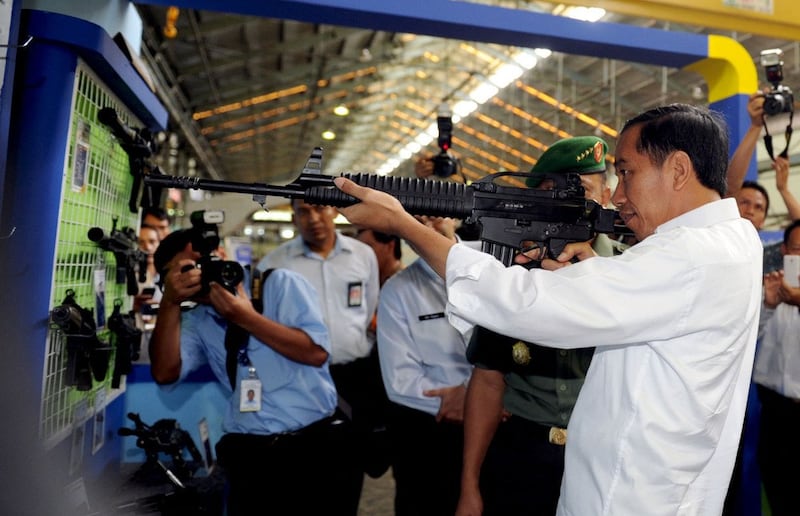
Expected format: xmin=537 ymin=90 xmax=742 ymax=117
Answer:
xmin=230 ymin=412 xmax=347 ymax=447
xmin=507 ymin=415 xmax=567 ymax=446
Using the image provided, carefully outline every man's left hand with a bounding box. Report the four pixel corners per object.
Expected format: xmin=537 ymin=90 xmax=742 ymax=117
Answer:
xmin=208 ymin=282 xmax=255 ymax=324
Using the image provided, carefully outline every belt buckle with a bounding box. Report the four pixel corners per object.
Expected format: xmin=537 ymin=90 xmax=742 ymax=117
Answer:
xmin=548 ymin=427 xmax=567 ymax=446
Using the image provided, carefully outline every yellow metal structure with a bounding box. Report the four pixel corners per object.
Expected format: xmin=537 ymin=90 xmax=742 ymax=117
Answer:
xmin=685 ymin=35 xmax=758 ymax=102
xmin=547 ymin=0 xmax=800 ymax=40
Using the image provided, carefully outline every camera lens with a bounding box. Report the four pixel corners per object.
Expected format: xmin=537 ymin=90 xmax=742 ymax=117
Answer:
xmin=219 ymin=261 xmax=244 ymax=287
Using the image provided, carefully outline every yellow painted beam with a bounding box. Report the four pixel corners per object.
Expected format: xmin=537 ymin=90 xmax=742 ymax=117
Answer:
xmin=548 ymin=0 xmax=800 ymax=40
xmin=685 ymin=35 xmax=758 ymax=102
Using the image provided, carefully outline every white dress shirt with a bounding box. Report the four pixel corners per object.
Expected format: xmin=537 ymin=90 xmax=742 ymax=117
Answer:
xmin=444 ymin=198 xmax=762 ymax=516
xmin=257 ymin=232 xmax=379 ymax=365
xmin=753 ymin=302 xmax=800 ymax=399
xmin=377 ymin=257 xmax=472 ymax=415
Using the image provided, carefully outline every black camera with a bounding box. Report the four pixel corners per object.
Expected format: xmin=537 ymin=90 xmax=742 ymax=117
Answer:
xmin=432 ymin=106 xmax=460 ymax=177
xmin=188 ymin=210 xmax=244 ymax=294
xmin=761 ymin=49 xmax=794 ymax=116
xmin=193 ymin=256 xmax=244 ymax=294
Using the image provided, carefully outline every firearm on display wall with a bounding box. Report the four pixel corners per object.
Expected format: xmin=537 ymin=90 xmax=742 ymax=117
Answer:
xmin=144 ymin=147 xmax=631 ymax=266
xmin=108 ymin=299 xmax=142 ymax=389
xmin=98 ymin=107 xmax=165 ymax=213
xmin=49 ymin=289 xmax=111 ymax=391
xmin=87 ymin=217 xmax=148 ymax=296
xmin=118 ymin=412 xmax=204 ymax=484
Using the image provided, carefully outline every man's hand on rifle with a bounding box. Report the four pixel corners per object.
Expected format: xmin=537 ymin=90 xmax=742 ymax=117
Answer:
xmin=513 ymin=241 xmax=597 ymax=270
xmin=335 ymin=176 xmax=455 ymax=279
xmin=334 ymin=177 xmax=415 ymax=235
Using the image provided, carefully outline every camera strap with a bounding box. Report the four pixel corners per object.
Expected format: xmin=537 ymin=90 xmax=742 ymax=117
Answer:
xmin=224 ymin=268 xmax=274 ymax=390
xmin=762 ymin=111 xmax=794 ymax=161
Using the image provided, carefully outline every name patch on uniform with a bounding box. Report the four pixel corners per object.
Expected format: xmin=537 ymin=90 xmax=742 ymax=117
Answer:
xmin=418 ymin=312 xmax=445 ymax=321
xmin=348 ymin=282 xmax=363 ymax=307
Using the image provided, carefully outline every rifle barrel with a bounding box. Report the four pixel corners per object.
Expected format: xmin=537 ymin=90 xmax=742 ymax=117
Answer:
xmin=145 ymin=172 xmax=474 ymax=219
xmin=144 ymin=175 xmax=304 ymax=198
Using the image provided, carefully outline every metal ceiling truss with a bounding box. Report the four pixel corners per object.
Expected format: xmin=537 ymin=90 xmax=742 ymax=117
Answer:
xmin=131 ymin=0 xmax=795 ymax=230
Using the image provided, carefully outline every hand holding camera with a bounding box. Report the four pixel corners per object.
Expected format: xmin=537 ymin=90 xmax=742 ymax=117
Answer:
xmin=157 ymin=257 xmax=203 ymax=307
xmin=760 ymin=49 xmax=794 ymax=117
xmin=187 ymin=210 xmax=244 ymax=296
xmin=758 ymin=49 xmax=794 ymax=162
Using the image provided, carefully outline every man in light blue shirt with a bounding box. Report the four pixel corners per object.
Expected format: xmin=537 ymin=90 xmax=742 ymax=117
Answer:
xmin=257 ymin=199 xmax=387 ymax=488
xmin=150 ymin=228 xmax=360 ymax=515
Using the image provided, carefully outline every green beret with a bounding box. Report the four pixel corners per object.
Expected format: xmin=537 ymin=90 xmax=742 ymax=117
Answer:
xmin=526 ymin=136 xmax=608 ymax=188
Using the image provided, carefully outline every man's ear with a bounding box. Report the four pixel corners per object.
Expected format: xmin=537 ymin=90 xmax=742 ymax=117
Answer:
xmin=601 ymin=185 xmax=612 ymax=207
xmin=668 ymin=150 xmax=692 ymax=191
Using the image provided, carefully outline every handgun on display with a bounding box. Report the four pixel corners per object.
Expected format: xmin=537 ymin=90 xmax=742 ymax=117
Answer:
xmin=144 ymin=147 xmax=630 ymax=266
xmin=108 ymin=299 xmax=142 ymax=389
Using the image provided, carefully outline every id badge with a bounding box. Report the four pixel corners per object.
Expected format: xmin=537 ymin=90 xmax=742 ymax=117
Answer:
xmin=239 ymin=378 xmax=262 ymax=412
xmin=348 ymin=281 xmax=363 ymax=307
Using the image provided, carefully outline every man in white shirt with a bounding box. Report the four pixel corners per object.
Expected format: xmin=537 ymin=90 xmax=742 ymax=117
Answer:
xmin=377 ymin=216 xmax=472 ymax=515
xmin=333 ymin=103 xmax=762 ymax=516
xmin=753 ymin=219 xmax=800 ymax=516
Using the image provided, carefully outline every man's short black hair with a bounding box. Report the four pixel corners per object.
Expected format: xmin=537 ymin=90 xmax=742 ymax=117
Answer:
xmin=622 ymin=103 xmax=729 ymax=198
xmin=784 ymin=219 xmax=800 ymax=245
xmin=741 ymin=180 xmax=771 ymax=215
xmin=153 ymin=229 xmax=193 ymax=277
xmin=143 ymin=206 xmax=169 ymax=221
xmin=372 ymin=230 xmax=402 ymax=260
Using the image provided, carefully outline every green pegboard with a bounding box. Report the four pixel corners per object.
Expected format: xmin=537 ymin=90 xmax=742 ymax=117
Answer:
xmin=41 ymin=61 xmax=146 ymax=446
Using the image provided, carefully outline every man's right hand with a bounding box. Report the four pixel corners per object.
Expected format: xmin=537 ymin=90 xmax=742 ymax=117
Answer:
xmin=161 ymin=258 xmax=202 ymax=306
xmin=208 ymin=282 xmax=256 ymax=325
xmin=414 ymin=152 xmax=436 ymax=178
xmin=514 ymin=241 xmax=596 ymax=269
xmin=747 ymin=91 xmax=766 ymax=128
xmin=455 ymin=486 xmax=484 ymax=516
xmin=541 ymin=241 xmax=597 ymax=270
xmin=763 ymin=270 xmax=783 ymax=308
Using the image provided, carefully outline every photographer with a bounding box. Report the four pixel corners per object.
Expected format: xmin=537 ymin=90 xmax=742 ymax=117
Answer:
xmin=149 ymin=227 xmax=359 ymax=515
xmin=754 ymin=220 xmax=800 ymax=516
xmin=727 ymin=92 xmax=800 ymax=225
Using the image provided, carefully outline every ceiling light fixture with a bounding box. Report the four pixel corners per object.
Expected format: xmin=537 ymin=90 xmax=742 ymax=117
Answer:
xmin=562 ymin=6 xmax=606 ymax=23
xmin=321 ymin=130 xmax=336 ymax=140
xmin=333 ymin=104 xmax=350 ymax=116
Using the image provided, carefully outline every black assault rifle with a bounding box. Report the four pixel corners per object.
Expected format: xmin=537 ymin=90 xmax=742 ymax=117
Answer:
xmin=98 ymin=107 xmax=165 ymax=213
xmin=144 ymin=147 xmax=630 ymax=265
xmin=88 ymin=218 xmax=148 ymax=295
